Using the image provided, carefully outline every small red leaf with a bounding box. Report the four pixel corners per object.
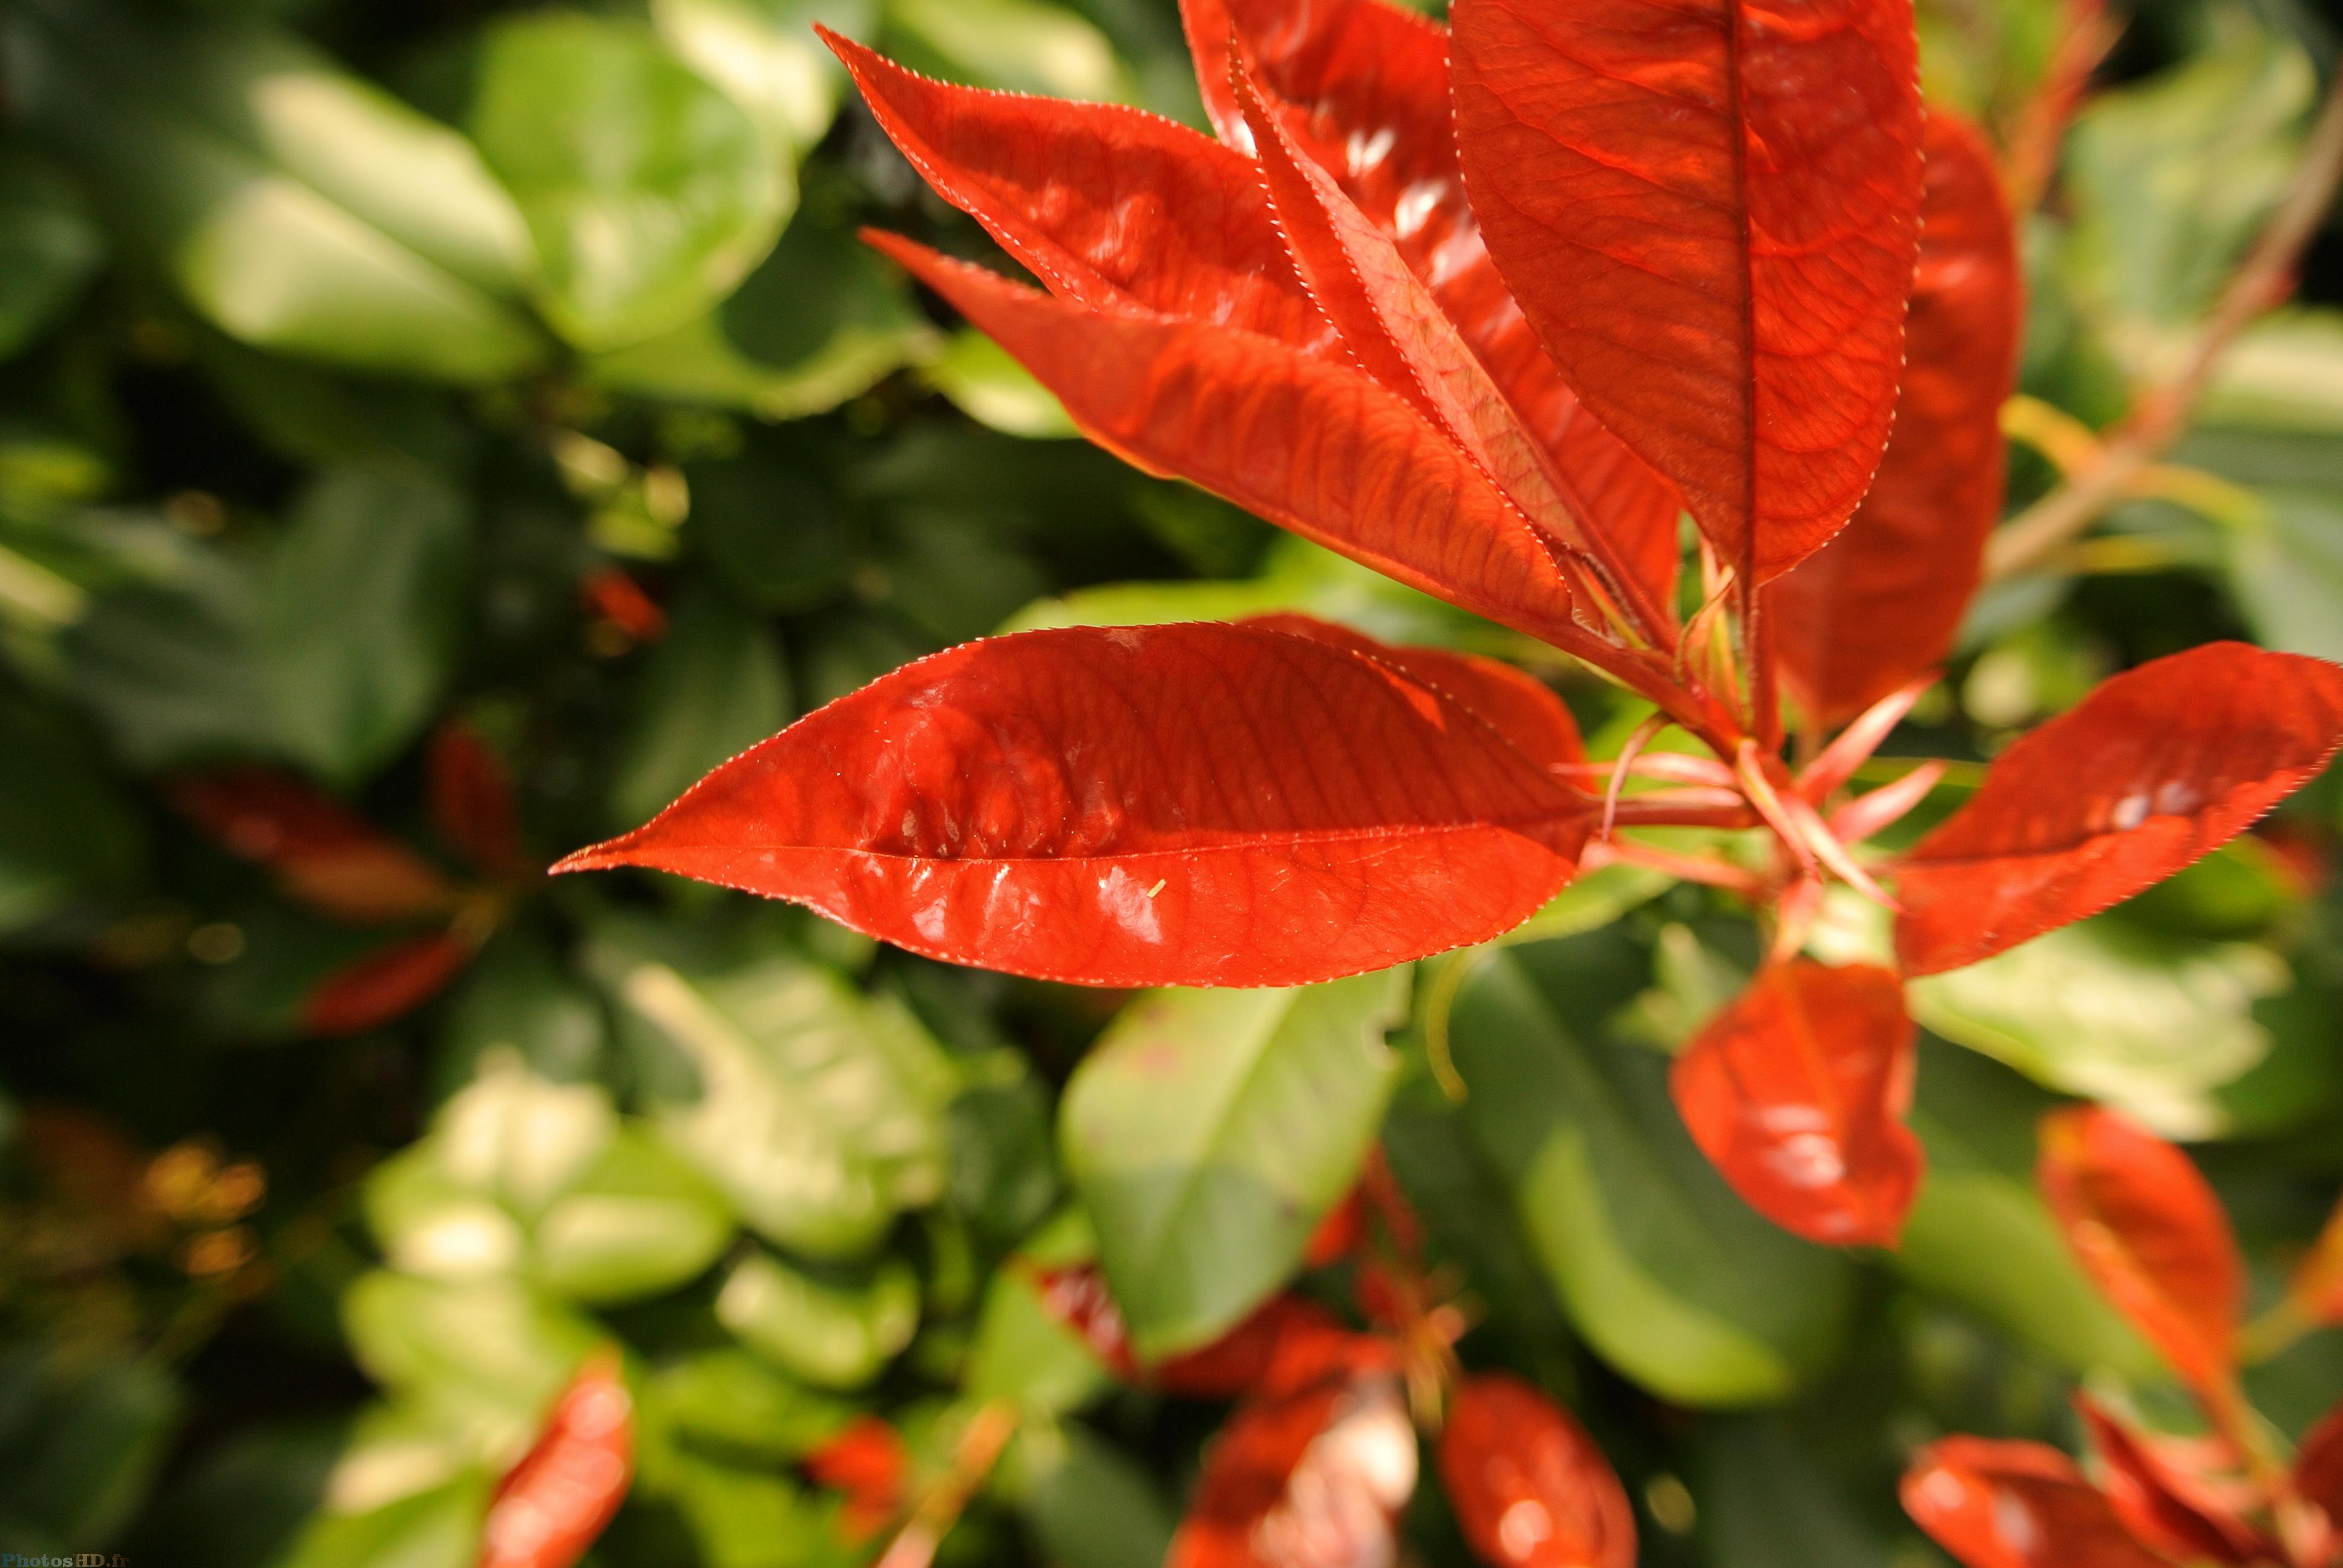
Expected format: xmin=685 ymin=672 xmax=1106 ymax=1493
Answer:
xmin=1182 ymin=0 xmax=1685 ymax=621
xmin=2289 ymin=1194 xmax=2343 ymax=1328
xmin=479 ymin=1350 xmax=634 ymax=1568
xmin=555 ymin=620 xmax=1588 ymax=988
xmin=803 ymin=1416 xmax=909 ymax=1541
xmin=301 ymin=932 xmax=474 ymax=1037
xmin=827 ymin=33 xmax=1331 ymax=352
xmin=579 ymin=568 xmax=667 ymax=642
xmin=1168 ymin=1365 xmax=1416 ymax=1568
xmin=1768 ymin=111 xmax=2023 ymax=727
xmin=1450 ymin=0 xmax=1925 ymax=583
xmin=2038 ymin=1106 xmax=2243 ymax=1397
xmin=2075 ymin=1396 xmax=2268 ymax=1567
xmin=868 ymin=235 xmax=1585 ymax=652
xmin=430 ymin=725 xmax=526 ymax=880
xmin=1238 ymin=616 xmax=1584 ymax=775
xmin=1303 ymin=1190 xmax=1367 ymax=1269
xmin=1670 ymin=961 xmax=1921 ymax=1247
xmin=1895 ymin=644 xmax=2343 ymax=975
xmin=172 ymin=769 xmax=460 ymax=924
xmin=1440 ymin=1374 xmax=1635 ymax=1568
xmin=1901 ymin=1437 xmax=2174 ymax=1568
xmin=2297 ymin=1398 xmax=2343 ymax=1552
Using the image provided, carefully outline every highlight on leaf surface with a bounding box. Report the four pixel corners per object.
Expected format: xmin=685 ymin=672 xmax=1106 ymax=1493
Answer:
xmin=1670 ymin=961 xmax=1921 ymax=1248
xmin=1440 ymin=1374 xmax=1635 ymax=1568
xmin=555 ymin=619 xmax=1591 ymax=988
xmin=1901 ymin=1436 xmax=2174 ymax=1568
xmin=2037 ymin=1106 xmax=2243 ymax=1397
xmin=1894 ymin=644 xmax=2343 ymax=975
xmin=1768 ymin=109 xmax=2024 ymax=728
xmin=1449 ymin=0 xmax=1927 ymax=581
xmin=479 ymin=1348 xmax=635 ymax=1568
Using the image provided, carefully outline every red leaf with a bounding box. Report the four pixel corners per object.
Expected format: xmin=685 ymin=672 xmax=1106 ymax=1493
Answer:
xmin=171 ymin=769 xmax=460 ymax=924
xmin=1239 ymin=615 xmax=1584 ymax=775
xmin=1029 ymin=1264 xmax=1364 ymax=1400
xmin=579 ymin=568 xmax=667 ymax=642
xmin=2075 ymin=1396 xmax=2269 ymax=1567
xmin=2289 ymin=1194 xmax=2343 ymax=1328
xmin=1181 ymin=0 xmax=1686 ymax=622
xmin=479 ymin=1350 xmax=634 ymax=1568
xmin=1767 ymin=111 xmax=2023 ymax=727
xmin=1440 ymin=1374 xmax=1635 ymax=1568
xmin=803 ymin=1416 xmax=909 ymax=1541
xmin=2298 ymin=1399 xmax=2343 ymax=1552
xmin=430 ymin=725 xmax=526 ymax=880
xmin=1303 ymin=1190 xmax=1367 ymax=1269
xmin=1893 ymin=644 xmax=2343 ymax=974
xmin=868 ymin=235 xmax=1585 ymax=652
xmin=1168 ymin=1367 xmax=1416 ymax=1568
xmin=1901 ymin=1436 xmax=2175 ymax=1568
xmin=826 ymin=33 xmax=1332 ymax=353
xmin=1670 ymin=961 xmax=1921 ymax=1247
xmin=301 ymin=933 xmax=474 ymax=1037
xmin=555 ymin=621 xmax=1589 ymax=988
xmin=1449 ymin=0 xmax=1925 ymax=581
xmin=2038 ymin=1106 xmax=2243 ymax=1397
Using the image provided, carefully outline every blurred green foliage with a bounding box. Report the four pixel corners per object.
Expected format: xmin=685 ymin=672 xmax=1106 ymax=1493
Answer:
xmin=0 ymin=0 xmax=2341 ymax=1566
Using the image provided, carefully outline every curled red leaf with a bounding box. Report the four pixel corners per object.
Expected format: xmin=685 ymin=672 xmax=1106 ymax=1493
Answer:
xmin=1449 ymin=0 xmax=1925 ymax=581
xmin=301 ymin=932 xmax=474 ymax=1037
xmin=1168 ymin=1364 xmax=1416 ymax=1568
xmin=1670 ymin=961 xmax=1921 ymax=1247
xmin=479 ymin=1350 xmax=634 ymax=1568
xmin=1895 ymin=644 xmax=2343 ymax=974
xmin=2075 ymin=1396 xmax=2268 ymax=1566
xmin=2038 ymin=1106 xmax=2243 ymax=1398
xmin=171 ymin=769 xmax=459 ymax=924
xmin=2297 ymin=1399 xmax=2343 ymax=1559
xmin=1768 ymin=110 xmax=2022 ymax=727
xmin=556 ymin=620 xmax=1588 ymax=988
xmin=1901 ymin=1436 xmax=2174 ymax=1568
xmin=430 ymin=724 xmax=526 ymax=881
xmin=1440 ymin=1374 xmax=1635 ymax=1568
xmin=803 ymin=1416 xmax=909 ymax=1541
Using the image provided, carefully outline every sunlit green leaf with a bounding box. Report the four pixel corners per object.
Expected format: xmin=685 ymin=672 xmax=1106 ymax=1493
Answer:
xmin=652 ymin=0 xmax=877 ymax=155
xmin=715 ymin=1250 xmax=919 ymax=1390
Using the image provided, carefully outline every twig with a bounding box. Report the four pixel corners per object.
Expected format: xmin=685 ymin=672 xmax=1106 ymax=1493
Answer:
xmin=874 ymin=1401 xmax=1018 ymax=1568
xmin=1985 ymin=72 xmax=2343 ymax=582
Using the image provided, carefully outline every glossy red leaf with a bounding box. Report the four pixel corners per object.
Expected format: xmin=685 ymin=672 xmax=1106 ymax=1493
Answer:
xmin=869 ymin=236 xmax=1585 ymax=650
xmin=430 ymin=725 xmax=526 ymax=880
xmin=1184 ymin=0 xmax=1685 ymax=622
xmin=1670 ymin=961 xmax=1921 ymax=1247
xmin=2075 ymin=1396 xmax=2267 ymax=1567
xmin=1168 ymin=1367 xmax=1416 ymax=1568
xmin=556 ymin=619 xmax=1589 ymax=989
xmin=827 ymin=33 xmax=1331 ymax=353
xmin=2289 ymin=1194 xmax=2343 ymax=1328
xmin=1901 ymin=1437 xmax=2175 ymax=1568
xmin=479 ymin=1350 xmax=634 ymax=1568
xmin=2298 ymin=1399 xmax=2343 ymax=1551
xmin=1239 ymin=615 xmax=1584 ymax=776
xmin=1768 ymin=111 xmax=2022 ymax=727
xmin=1440 ymin=1374 xmax=1635 ymax=1568
xmin=2039 ymin=1106 xmax=2243 ymax=1397
xmin=1449 ymin=0 xmax=1925 ymax=581
xmin=802 ymin=1416 xmax=909 ymax=1541
xmin=1893 ymin=644 xmax=2343 ymax=974
xmin=301 ymin=932 xmax=474 ymax=1037
xmin=172 ymin=769 xmax=459 ymax=924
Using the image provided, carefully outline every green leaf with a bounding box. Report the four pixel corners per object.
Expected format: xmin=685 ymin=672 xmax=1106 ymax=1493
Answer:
xmin=433 ymin=938 xmax=611 ymax=1097
xmin=660 ymin=1453 xmax=840 ymax=1568
xmin=0 ymin=688 xmax=143 ymax=938
xmin=1893 ymin=1041 xmax=2160 ymax=1377
xmin=273 ymin=1470 xmax=491 ymax=1568
xmin=948 ymin=1078 xmax=1061 ymax=1243
xmin=1018 ymin=1425 xmax=1177 ymax=1568
xmin=715 ymin=1250 xmax=920 ymax=1389
xmin=1909 ymin=918 xmax=2289 ymax=1138
xmin=608 ymin=586 xmax=790 ymax=831
xmin=2063 ymin=18 xmax=2312 ymax=354
xmin=1060 ymin=970 xmax=1407 ymax=1357
xmin=1691 ymin=1415 xmax=1886 ymax=1568
xmin=589 ymin=211 xmax=937 ymax=419
xmin=261 ymin=464 xmax=470 ymax=784
xmin=0 ymin=1348 xmax=183 ymax=1550
xmin=467 ymin=14 xmax=790 ymax=352
xmin=594 ymin=935 xmax=954 ymax=1258
xmin=652 ymin=0 xmax=878 ymax=155
xmin=2200 ymin=310 xmax=2343 ymax=435
xmin=7 ymin=2 xmax=543 ymax=382
xmin=647 ymin=1348 xmax=857 ymax=1466
xmin=964 ymin=1211 xmax=1112 ymax=1414
xmin=0 ymin=147 xmax=103 ymax=360
xmin=1450 ymin=944 xmax=1855 ymax=1406
xmin=687 ymin=455 xmax=856 ymax=614
xmin=883 ymin=0 xmax=1135 ymax=102
xmin=340 ymin=1272 xmax=599 ymax=1445
xmin=133 ymin=1418 xmax=344 ymax=1568
xmin=2227 ymin=488 xmax=2343 ymax=664
xmin=925 ymin=331 xmax=1078 ymax=440
xmin=532 ymin=1128 xmax=736 ymax=1303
